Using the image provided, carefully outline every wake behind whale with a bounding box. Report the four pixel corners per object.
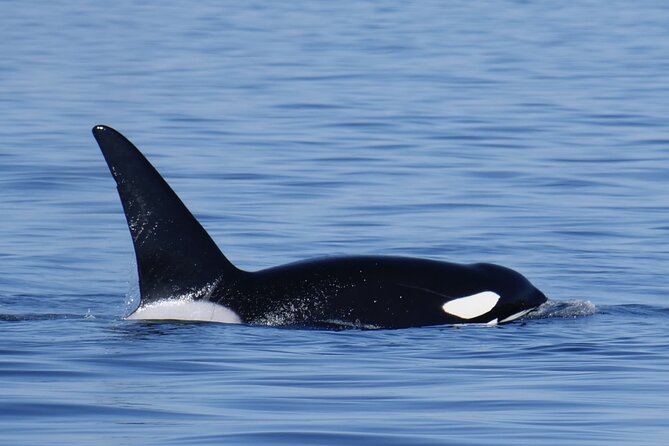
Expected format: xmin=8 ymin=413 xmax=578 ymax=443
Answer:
xmin=93 ymin=125 xmax=547 ymax=329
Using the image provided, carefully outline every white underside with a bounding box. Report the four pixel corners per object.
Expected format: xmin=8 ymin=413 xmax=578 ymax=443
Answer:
xmin=500 ymin=308 xmax=532 ymax=324
xmin=127 ymin=299 xmax=242 ymax=324
xmin=442 ymin=291 xmax=501 ymax=319
xmin=126 ymin=292 xmax=532 ymax=326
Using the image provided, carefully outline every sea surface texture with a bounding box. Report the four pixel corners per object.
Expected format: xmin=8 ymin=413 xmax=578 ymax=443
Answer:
xmin=1 ymin=1 xmax=668 ymax=445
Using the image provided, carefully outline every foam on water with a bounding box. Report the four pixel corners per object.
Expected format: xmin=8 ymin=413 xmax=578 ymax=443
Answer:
xmin=526 ymin=299 xmax=597 ymax=320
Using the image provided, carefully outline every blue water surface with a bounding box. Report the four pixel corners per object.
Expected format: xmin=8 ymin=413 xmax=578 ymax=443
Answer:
xmin=1 ymin=1 xmax=668 ymax=445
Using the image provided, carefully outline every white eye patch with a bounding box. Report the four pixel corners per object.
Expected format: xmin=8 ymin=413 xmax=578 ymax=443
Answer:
xmin=442 ymin=291 xmax=500 ymax=319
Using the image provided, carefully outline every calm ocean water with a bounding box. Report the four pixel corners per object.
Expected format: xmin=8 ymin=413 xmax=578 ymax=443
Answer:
xmin=1 ymin=1 xmax=668 ymax=444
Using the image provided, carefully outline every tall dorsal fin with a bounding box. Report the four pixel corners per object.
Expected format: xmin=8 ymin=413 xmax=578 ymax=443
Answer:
xmin=93 ymin=125 xmax=242 ymax=304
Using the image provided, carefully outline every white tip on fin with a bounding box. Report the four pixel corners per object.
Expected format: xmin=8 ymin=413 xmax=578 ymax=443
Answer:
xmin=442 ymin=291 xmax=500 ymax=319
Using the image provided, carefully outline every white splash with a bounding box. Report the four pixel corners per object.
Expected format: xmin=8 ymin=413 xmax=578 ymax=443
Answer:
xmin=525 ymin=299 xmax=596 ymax=319
xmin=442 ymin=291 xmax=501 ymax=319
xmin=127 ymin=298 xmax=242 ymax=324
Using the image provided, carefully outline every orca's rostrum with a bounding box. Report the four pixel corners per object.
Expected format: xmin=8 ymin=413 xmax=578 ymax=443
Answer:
xmin=93 ymin=125 xmax=547 ymax=329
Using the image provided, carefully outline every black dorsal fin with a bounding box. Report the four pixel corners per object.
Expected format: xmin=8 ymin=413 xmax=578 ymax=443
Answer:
xmin=93 ymin=125 xmax=241 ymax=304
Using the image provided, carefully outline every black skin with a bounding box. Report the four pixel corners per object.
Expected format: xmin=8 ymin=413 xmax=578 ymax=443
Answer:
xmin=93 ymin=125 xmax=547 ymax=329
xmin=217 ymin=257 xmax=546 ymax=328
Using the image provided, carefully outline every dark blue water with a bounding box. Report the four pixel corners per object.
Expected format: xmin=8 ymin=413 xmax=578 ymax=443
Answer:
xmin=2 ymin=1 xmax=668 ymax=444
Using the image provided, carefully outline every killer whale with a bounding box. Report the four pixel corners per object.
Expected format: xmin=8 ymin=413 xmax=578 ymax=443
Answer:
xmin=93 ymin=125 xmax=547 ymax=329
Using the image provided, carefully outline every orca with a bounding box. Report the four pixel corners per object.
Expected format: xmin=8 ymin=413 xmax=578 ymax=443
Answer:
xmin=93 ymin=125 xmax=547 ymax=329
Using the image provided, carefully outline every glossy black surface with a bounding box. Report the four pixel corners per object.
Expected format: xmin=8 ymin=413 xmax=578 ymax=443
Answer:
xmin=93 ymin=125 xmax=546 ymax=328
